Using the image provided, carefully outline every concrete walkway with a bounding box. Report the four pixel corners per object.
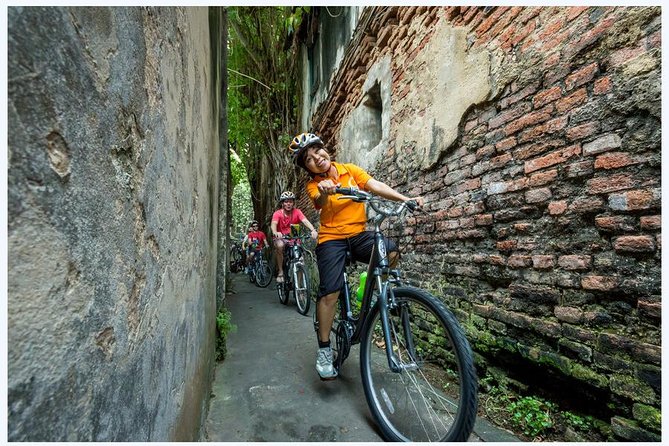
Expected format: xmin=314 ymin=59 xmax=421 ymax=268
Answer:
xmin=204 ymin=273 xmax=519 ymax=442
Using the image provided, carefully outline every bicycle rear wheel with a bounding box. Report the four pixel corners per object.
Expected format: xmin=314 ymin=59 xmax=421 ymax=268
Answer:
xmin=255 ymin=261 xmax=272 ymax=288
xmin=360 ymin=287 xmax=477 ymax=442
xmin=293 ymin=264 xmax=311 ymax=316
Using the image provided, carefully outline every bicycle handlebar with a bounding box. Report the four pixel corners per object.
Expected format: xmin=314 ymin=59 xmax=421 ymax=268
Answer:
xmin=334 ymin=186 xmax=419 ymax=218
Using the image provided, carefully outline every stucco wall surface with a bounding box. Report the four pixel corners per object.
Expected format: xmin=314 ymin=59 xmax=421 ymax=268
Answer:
xmin=8 ymin=7 xmax=219 ymax=441
xmin=303 ymin=6 xmax=661 ymax=441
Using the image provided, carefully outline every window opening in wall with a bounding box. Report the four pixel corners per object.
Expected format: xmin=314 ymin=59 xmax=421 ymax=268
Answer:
xmin=362 ymin=81 xmax=383 ymax=149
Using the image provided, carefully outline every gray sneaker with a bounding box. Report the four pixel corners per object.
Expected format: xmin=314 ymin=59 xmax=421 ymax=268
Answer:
xmin=316 ymin=347 xmax=338 ymax=380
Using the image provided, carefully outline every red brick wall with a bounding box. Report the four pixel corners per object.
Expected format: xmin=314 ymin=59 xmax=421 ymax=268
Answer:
xmin=303 ymin=6 xmax=660 ymax=439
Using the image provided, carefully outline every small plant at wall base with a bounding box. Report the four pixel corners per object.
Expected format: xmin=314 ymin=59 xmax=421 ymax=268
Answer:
xmin=478 ymin=370 xmax=609 ymax=441
xmin=216 ymin=307 xmax=237 ymax=362
xmin=508 ymin=396 xmax=556 ymax=438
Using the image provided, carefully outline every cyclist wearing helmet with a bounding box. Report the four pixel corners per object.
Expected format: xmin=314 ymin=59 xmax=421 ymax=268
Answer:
xmin=289 ymin=132 xmax=424 ymax=380
xmin=242 ymin=220 xmax=269 ymax=270
xmin=270 ymin=190 xmax=319 ymax=283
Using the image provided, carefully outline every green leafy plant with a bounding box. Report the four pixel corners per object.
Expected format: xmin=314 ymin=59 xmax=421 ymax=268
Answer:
xmin=507 ymin=396 xmax=556 ymax=438
xmin=562 ymin=411 xmax=595 ymax=432
xmin=215 ymin=307 xmax=237 ymax=361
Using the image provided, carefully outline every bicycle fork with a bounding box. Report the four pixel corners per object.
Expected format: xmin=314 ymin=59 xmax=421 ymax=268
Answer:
xmin=376 ymin=275 xmax=419 ymax=373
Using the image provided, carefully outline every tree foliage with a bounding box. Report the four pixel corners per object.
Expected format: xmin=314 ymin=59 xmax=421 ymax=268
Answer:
xmin=227 ymin=6 xmax=309 ymax=229
xmin=229 ymin=148 xmax=253 ymax=238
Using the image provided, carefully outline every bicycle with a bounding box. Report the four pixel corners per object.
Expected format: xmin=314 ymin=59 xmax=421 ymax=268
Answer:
xmin=315 ymin=187 xmax=478 ymax=442
xmin=229 ymin=242 xmax=245 ymax=273
xmin=276 ymin=226 xmax=313 ymax=316
xmin=247 ymin=248 xmax=272 ymax=288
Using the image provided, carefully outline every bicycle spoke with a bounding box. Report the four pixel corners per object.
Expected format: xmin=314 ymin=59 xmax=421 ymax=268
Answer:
xmin=361 ymin=289 xmax=477 ymax=442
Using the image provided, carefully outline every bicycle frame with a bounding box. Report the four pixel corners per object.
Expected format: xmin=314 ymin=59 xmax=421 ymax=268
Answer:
xmin=336 ymin=190 xmax=417 ymax=374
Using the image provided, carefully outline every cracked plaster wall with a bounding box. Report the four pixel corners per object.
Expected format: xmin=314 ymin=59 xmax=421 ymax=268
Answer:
xmin=8 ymin=7 xmax=221 ymax=441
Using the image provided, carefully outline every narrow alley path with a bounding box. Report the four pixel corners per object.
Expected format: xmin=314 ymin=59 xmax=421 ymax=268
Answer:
xmin=204 ymin=274 xmax=519 ymax=442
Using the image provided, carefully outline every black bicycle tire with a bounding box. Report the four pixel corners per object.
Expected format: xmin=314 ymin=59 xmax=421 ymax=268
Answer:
xmin=294 ymin=263 xmax=311 ymax=316
xmin=277 ymin=281 xmax=289 ymax=305
xmin=255 ymin=262 xmax=272 ymax=288
xmin=359 ymin=286 xmax=478 ymax=442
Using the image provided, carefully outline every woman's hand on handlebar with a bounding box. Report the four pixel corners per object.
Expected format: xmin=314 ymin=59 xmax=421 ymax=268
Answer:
xmin=317 ymin=179 xmax=340 ymax=196
xmin=310 ymin=229 xmax=318 ymax=240
xmin=406 ymin=196 xmax=425 ymax=210
xmin=272 ymin=231 xmax=283 ymax=239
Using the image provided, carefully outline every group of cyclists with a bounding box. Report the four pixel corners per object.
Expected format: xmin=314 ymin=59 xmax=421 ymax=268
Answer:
xmin=237 ymin=132 xmax=423 ymax=381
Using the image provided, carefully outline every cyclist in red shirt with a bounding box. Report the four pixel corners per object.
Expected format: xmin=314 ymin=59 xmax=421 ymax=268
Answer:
xmin=242 ymin=220 xmax=269 ymax=270
xmin=270 ymin=191 xmax=319 ymax=283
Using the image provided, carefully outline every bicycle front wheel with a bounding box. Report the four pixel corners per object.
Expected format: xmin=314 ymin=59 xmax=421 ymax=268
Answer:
xmin=360 ymin=287 xmax=478 ymax=442
xmin=293 ymin=264 xmax=311 ymax=316
xmin=255 ymin=261 xmax=272 ymax=288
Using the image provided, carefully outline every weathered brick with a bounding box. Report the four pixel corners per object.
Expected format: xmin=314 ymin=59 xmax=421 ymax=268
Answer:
xmin=587 ymin=173 xmax=636 ymax=194
xmin=488 ymin=177 xmax=527 ymax=195
xmin=475 ymin=214 xmax=493 ymax=226
xmin=569 ymin=196 xmax=605 ymax=214
xmin=518 ymin=116 xmax=569 ymax=143
xmin=495 ymin=136 xmax=517 ymax=152
xmin=563 ymin=323 xmax=597 ymax=345
xmin=640 ymin=215 xmax=660 ymax=231
xmin=566 ymin=121 xmax=600 ymax=141
xmin=608 ymin=190 xmax=659 ymax=211
xmin=582 ymin=133 xmax=622 ymax=156
xmin=564 ymin=160 xmax=593 ymax=178
xmin=555 ymin=306 xmax=583 ymax=323
xmin=532 ymin=85 xmax=562 ymax=108
xmin=525 ymin=187 xmax=552 ymax=204
xmin=525 ymin=144 xmax=581 ymax=173
xmin=581 ymin=275 xmax=618 ymax=291
xmin=638 ymin=299 xmax=660 ymax=319
xmin=530 ymin=317 xmax=563 ymax=338
xmin=594 ymin=215 xmax=637 ymax=232
xmin=567 ymin=6 xmax=588 ymax=21
xmin=565 ymin=62 xmax=598 ymax=90
xmin=496 ymin=240 xmax=517 ymax=251
xmin=594 ymin=76 xmax=612 ymax=94
xmin=489 ymin=102 xmax=532 ymax=129
xmin=532 ymin=255 xmax=555 ymax=269
xmin=476 ymin=144 xmax=495 ymax=159
xmin=610 ymin=375 xmax=656 ymax=404
xmin=610 ymin=43 xmax=647 ymax=68
xmin=508 ymin=255 xmax=532 ymax=268
xmin=464 ymin=118 xmax=479 ymax=132
xmin=529 ymin=169 xmax=558 ymax=187
xmin=613 ymin=235 xmax=656 ymax=253
xmin=555 ymin=87 xmax=587 ymax=113
xmin=548 ymin=200 xmax=568 ymax=215
xmin=490 ymin=152 xmax=513 ymax=169
xmin=558 ymin=255 xmax=592 ymax=270
xmin=505 ymin=104 xmax=554 ymax=135
xmin=595 ymin=152 xmax=639 ymax=170
xmin=464 ymin=201 xmax=485 ymax=215
xmin=447 ymin=206 xmax=464 ymax=218
xmin=459 ymin=216 xmax=476 ymax=229
xmin=489 ymin=254 xmax=506 ymax=265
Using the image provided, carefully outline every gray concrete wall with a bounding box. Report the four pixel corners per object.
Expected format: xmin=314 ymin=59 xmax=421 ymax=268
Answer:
xmin=8 ymin=7 xmax=221 ymax=441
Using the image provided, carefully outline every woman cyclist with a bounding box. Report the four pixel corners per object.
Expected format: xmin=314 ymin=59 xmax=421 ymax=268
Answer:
xmin=289 ymin=132 xmax=424 ymax=380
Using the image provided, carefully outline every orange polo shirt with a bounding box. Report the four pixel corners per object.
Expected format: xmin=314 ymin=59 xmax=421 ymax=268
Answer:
xmin=306 ymin=162 xmax=372 ymax=244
